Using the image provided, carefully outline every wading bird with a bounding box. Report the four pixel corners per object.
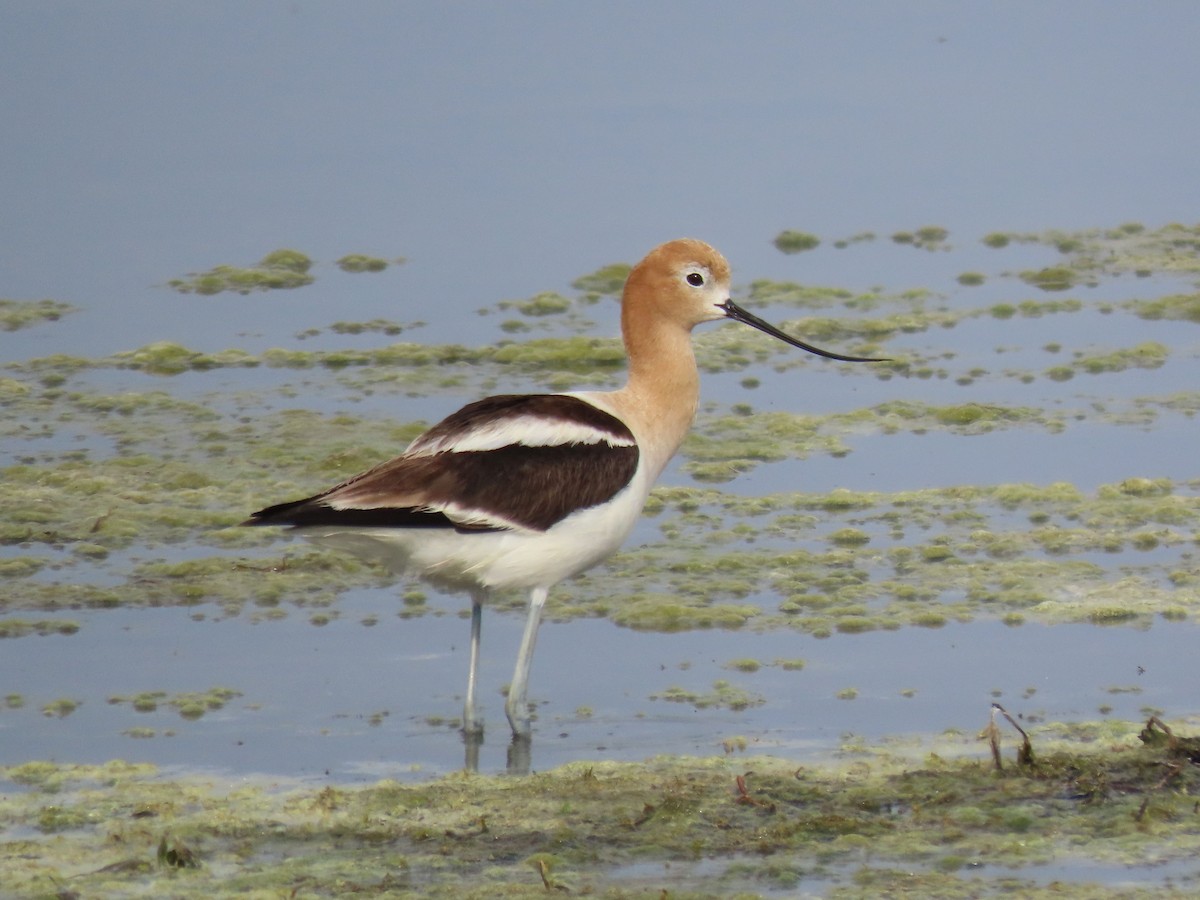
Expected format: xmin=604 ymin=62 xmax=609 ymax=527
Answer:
xmin=244 ymin=239 xmax=882 ymax=743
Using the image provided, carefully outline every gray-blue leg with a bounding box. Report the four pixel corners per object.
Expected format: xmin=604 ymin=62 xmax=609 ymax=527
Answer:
xmin=463 ymin=590 xmax=485 ymax=735
xmin=505 ymin=586 xmax=548 ymax=737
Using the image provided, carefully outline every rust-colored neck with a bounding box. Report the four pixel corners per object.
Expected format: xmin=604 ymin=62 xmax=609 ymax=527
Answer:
xmin=606 ymin=293 xmax=700 ymax=480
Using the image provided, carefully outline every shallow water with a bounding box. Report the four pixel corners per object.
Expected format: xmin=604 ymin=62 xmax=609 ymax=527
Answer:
xmin=2 ymin=598 xmax=1194 ymax=781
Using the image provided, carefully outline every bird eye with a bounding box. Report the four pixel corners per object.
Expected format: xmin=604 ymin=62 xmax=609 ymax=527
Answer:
xmin=686 ymin=272 xmax=704 ymax=287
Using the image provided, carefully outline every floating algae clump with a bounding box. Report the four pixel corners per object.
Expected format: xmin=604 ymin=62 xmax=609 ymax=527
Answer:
xmin=107 ymin=687 xmax=242 ymax=719
xmin=745 ymin=279 xmax=856 ymax=310
xmin=169 ymin=248 xmax=314 ymax=295
xmin=328 ymin=318 xmax=406 ymax=335
xmin=1128 ymin=292 xmax=1200 ymax=323
xmin=335 ymin=254 xmax=390 ymax=273
xmin=773 ymin=230 xmax=821 ymax=254
xmin=1019 ymin=266 xmax=1077 ymax=291
xmin=112 ymin=342 xmax=259 ymax=375
xmin=511 ymin=291 xmax=572 ymax=316
xmin=0 ymin=298 xmax=76 ymax=331
xmin=650 ymin=679 xmax=765 ymax=710
xmin=892 ymin=226 xmax=949 ymax=249
xmin=41 ymin=698 xmax=80 ymax=718
xmin=571 ymin=262 xmax=632 ymax=298
xmin=1071 ymin=341 xmax=1168 ymax=375
xmin=0 ymin=619 xmax=80 ymax=638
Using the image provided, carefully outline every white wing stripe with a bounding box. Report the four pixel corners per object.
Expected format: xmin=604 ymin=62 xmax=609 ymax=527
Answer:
xmin=408 ymin=414 xmax=635 ymax=456
xmin=323 ymin=496 xmax=529 ymax=531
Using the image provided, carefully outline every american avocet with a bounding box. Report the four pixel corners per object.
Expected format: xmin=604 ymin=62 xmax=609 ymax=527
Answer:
xmin=244 ymin=239 xmax=882 ymax=740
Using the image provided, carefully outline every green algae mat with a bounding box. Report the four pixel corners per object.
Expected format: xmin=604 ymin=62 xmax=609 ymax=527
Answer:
xmin=4 ymin=716 xmax=1200 ymax=897
xmin=3 ymin=222 xmax=1200 ymax=895
xmin=4 ymin=223 xmax=1199 ymax=633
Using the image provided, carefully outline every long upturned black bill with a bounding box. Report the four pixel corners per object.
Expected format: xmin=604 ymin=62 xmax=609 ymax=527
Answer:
xmin=720 ymin=299 xmax=888 ymax=362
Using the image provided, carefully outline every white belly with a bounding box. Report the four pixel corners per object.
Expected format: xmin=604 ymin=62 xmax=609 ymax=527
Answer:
xmin=298 ymin=464 xmax=652 ymax=594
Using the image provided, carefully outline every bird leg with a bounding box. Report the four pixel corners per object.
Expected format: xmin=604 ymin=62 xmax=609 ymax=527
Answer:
xmin=463 ymin=589 xmax=485 ymax=736
xmin=505 ymin=586 xmax=548 ymax=737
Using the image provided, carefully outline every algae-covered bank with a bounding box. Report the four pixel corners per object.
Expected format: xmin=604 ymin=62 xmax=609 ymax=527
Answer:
xmin=3 ymin=716 xmax=1200 ymax=897
xmin=3 ymin=222 xmax=1200 ymax=895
